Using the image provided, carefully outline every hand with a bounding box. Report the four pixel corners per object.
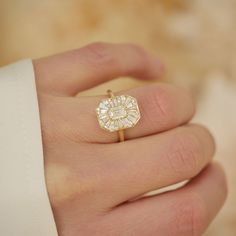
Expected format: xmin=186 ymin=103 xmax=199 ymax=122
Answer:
xmin=34 ymin=42 xmax=227 ymax=236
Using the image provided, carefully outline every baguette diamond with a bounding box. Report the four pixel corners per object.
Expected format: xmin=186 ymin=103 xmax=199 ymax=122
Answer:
xmin=96 ymin=95 xmax=140 ymax=132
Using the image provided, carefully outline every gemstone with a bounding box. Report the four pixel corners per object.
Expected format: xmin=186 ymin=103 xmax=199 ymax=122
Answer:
xmin=109 ymin=106 xmax=127 ymax=120
xmin=96 ymin=95 xmax=140 ymax=132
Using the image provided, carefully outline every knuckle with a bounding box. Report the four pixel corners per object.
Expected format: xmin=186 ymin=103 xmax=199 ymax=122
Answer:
xmin=125 ymin=43 xmax=149 ymax=69
xmin=143 ymin=85 xmax=197 ymax=129
xmin=83 ymin=42 xmax=118 ymax=68
xmin=126 ymin=43 xmax=147 ymax=58
xmin=46 ymin=147 xmax=100 ymax=207
xmin=171 ymin=194 xmax=207 ymax=236
xmin=167 ymin=131 xmax=202 ymax=175
xmin=195 ymin=125 xmax=216 ymax=155
xmin=145 ymin=86 xmax=176 ymax=126
xmin=45 ymin=161 xmax=76 ymax=207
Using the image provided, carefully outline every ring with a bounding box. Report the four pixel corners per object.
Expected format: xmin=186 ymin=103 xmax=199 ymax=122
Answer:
xmin=96 ymin=90 xmax=141 ymax=142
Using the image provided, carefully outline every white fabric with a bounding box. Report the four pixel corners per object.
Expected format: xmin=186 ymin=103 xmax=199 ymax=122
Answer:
xmin=0 ymin=60 xmax=58 ymax=236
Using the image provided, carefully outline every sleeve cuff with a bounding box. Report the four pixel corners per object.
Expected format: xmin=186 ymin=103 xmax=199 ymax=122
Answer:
xmin=0 ymin=60 xmax=58 ymax=236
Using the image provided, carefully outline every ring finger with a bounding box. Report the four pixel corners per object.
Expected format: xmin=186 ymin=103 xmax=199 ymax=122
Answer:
xmin=54 ymin=83 xmax=195 ymax=143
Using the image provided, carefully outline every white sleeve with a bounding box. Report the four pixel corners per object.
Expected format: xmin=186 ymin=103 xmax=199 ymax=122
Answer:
xmin=0 ymin=60 xmax=58 ymax=236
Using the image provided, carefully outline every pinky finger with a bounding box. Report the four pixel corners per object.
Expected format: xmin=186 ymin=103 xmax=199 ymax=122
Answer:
xmin=103 ymin=163 xmax=227 ymax=236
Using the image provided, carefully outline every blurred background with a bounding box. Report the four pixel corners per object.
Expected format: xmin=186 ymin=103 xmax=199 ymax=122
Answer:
xmin=0 ymin=0 xmax=236 ymax=235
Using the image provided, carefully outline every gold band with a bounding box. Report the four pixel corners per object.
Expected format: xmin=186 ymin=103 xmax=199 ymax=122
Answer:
xmin=107 ymin=89 xmax=125 ymax=142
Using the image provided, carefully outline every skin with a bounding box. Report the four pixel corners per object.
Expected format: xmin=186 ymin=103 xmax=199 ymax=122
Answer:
xmin=34 ymin=42 xmax=227 ymax=236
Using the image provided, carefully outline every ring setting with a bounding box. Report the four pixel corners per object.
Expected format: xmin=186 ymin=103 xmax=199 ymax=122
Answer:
xmin=96 ymin=90 xmax=141 ymax=142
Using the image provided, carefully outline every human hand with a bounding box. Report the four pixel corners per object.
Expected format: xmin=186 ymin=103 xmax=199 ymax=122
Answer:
xmin=34 ymin=42 xmax=227 ymax=236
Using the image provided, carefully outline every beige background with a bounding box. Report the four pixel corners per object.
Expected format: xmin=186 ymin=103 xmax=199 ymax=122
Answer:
xmin=0 ymin=0 xmax=236 ymax=235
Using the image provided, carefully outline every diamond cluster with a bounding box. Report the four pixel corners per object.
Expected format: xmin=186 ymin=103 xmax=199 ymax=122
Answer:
xmin=96 ymin=95 xmax=140 ymax=132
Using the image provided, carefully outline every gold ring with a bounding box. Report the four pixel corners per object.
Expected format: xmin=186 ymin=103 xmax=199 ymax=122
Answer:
xmin=96 ymin=90 xmax=141 ymax=142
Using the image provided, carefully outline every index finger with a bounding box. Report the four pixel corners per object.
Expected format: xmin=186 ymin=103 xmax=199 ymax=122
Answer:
xmin=34 ymin=42 xmax=164 ymax=96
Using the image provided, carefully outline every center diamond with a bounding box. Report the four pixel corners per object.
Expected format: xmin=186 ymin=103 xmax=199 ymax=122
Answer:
xmin=109 ymin=106 xmax=127 ymax=120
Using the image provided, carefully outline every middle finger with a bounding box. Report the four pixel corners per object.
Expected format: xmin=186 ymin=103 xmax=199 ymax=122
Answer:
xmin=98 ymin=124 xmax=215 ymax=206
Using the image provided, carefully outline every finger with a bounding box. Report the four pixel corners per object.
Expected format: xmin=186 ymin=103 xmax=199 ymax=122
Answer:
xmin=34 ymin=42 xmax=164 ymax=96
xmin=56 ymin=83 xmax=195 ymax=143
xmin=99 ymin=124 xmax=215 ymax=206
xmin=102 ymin=163 xmax=227 ymax=236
